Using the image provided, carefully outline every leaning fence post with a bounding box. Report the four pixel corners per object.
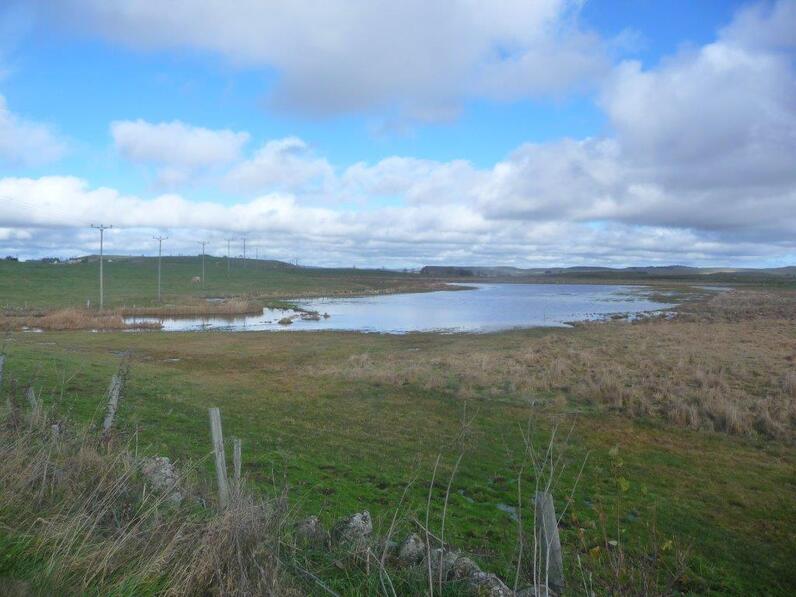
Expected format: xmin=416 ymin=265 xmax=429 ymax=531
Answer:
xmin=26 ymin=386 xmax=37 ymax=409
xmin=535 ymin=491 xmax=564 ymax=593
xmin=101 ymin=367 xmax=127 ymax=436
xmin=26 ymin=386 xmax=41 ymax=426
xmin=209 ymin=407 xmax=230 ymax=509
xmin=233 ymin=437 xmax=242 ymax=493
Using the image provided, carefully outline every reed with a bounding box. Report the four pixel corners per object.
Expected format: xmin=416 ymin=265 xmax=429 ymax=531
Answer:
xmin=0 ymin=308 xmax=161 ymax=331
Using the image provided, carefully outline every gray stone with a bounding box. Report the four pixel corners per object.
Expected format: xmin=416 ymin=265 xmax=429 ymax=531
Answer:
xmin=398 ymin=533 xmax=426 ymax=566
xmin=295 ymin=516 xmax=330 ymax=549
xmin=466 ymin=571 xmax=513 ymax=596
xmin=452 ymin=555 xmax=481 ymax=579
xmin=141 ymin=456 xmax=182 ymax=504
xmin=331 ymin=511 xmax=373 ymax=548
xmin=427 ymin=548 xmax=459 ymax=581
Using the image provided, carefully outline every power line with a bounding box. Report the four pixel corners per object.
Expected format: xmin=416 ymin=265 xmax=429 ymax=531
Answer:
xmin=90 ymin=224 xmax=112 ymax=310
xmin=198 ymin=240 xmax=209 ymax=288
xmin=153 ymin=235 xmax=168 ymax=301
xmin=225 ymin=238 xmax=235 ymax=274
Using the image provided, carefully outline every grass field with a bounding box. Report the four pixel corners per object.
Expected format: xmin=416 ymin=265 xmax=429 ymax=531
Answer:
xmin=1 ymin=286 xmax=794 ymax=595
xmin=0 ymin=256 xmax=448 ymax=311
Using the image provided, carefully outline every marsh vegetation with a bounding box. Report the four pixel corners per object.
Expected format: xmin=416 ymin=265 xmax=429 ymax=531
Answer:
xmin=1 ymin=286 xmax=794 ymax=594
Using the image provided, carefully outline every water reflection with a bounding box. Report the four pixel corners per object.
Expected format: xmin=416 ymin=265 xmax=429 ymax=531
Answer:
xmin=125 ymin=283 xmax=680 ymax=333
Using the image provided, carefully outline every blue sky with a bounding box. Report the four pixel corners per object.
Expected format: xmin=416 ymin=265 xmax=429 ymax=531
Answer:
xmin=0 ymin=0 xmax=794 ymax=266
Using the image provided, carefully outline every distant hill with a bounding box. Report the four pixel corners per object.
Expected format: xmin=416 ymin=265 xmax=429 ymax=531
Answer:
xmin=43 ymin=255 xmax=301 ymax=270
xmin=419 ymin=264 xmax=796 ymax=283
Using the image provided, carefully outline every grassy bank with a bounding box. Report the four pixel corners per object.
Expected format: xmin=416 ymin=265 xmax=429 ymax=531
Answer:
xmin=1 ymin=289 xmax=794 ymax=594
xmin=0 ymin=256 xmax=455 ymax=311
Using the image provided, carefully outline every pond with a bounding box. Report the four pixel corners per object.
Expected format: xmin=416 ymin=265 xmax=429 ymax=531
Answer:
xmin=125 ymin=283 xmax=681 ymax=333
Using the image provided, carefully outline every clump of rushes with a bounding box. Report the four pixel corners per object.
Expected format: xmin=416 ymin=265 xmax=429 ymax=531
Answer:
xmin=117 ymin=298 xmax=265 ymax=318
xmin=0 ymin=308 xmax=161 ymax=331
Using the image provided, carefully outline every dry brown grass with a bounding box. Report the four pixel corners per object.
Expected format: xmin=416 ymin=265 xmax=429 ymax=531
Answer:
xmin=0 ymin=298 xmax=265 ymax=331
xmin=0 ymin=308 xmax=161 ymax=331
xmin=319 ymin=290 xmax=796 ymax=441
xmin=117 ymin=298 xmax=264 ymax=318
xmin=0 ymin=402 xmax=292 ymax=595
xmin=675 ymin=288 xmax=796 ymax=322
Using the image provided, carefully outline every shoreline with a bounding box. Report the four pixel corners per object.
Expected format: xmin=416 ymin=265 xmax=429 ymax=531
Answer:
xmin=120 ymin=282 xmax=701 ymax=334
xmin=2 ymin=282 xmax=720 ymax=333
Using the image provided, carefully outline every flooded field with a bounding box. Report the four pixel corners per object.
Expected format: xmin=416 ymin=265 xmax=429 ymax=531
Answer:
xmin=125 ymin=283 xmax=681 ymax=332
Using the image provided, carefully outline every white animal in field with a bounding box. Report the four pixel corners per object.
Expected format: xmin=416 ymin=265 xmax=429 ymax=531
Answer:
xmin=191 ymin=276 xmax=201 ymax=284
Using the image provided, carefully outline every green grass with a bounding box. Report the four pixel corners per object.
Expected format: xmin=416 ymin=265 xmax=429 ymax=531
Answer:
xmin=0 ymin=257 xmax=439 ymax=310
xmin=3 ymin=327 xmax=794 ymax=595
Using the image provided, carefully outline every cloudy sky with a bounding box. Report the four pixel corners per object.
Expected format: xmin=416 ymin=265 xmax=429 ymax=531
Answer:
xmin=0 ymin=0 xmax=794 ymax=267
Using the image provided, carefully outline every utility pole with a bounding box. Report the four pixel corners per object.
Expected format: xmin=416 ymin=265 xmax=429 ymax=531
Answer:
xmin=242 ymin=234 xmax=247 ymax=268
xmin=225 ymin=238 xmax=234 ymax=274
xmin=153 ymin=235 xmax=168 ymax=301
xmin=199 ymin=241 xmax=208 ymax=287
xmin=90 ymin=224 xmax=112 ymax=310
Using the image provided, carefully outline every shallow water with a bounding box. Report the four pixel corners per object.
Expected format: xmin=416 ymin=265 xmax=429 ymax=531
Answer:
xmin=125 ymin=283 xmax=678 ymax=333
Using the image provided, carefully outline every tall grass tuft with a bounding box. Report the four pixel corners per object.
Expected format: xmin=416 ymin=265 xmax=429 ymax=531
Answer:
xmin=0 ymin=398 xmax=292 ymax=595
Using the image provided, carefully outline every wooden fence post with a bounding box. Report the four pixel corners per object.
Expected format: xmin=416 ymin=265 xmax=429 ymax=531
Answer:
xmin=233 ymin=437 xmax=242 ymax=494
xmin=209 ymin=407 xmax=230 ymax=509
xmin=26 ymin=386 xmax=41 ymax=426
xmin=101 ymin=372 xmax=125 ymax=435
xmin=0 ymin=354 xmax=5 ymax=388
xmin=535 ymin=491 xmax=564 ymax=593
xmin=26 ymin=386 xmax=37 ymax=409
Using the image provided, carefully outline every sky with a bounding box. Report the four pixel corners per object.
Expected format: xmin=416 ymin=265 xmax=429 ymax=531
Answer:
xmin=0 ymin=0 xmax=794 ymax=268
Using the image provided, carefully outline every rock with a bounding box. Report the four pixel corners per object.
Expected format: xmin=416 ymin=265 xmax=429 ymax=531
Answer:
xmin=397 ymin=533 xmax=426 ymax=566
xmin=278 ymin=317 xmax=294 ymax=325
xmin=452 ymin=555 xmax=481 ymax=579
xmin=427 ymin=548 xmax=459 ymax=581
xmin=331 ymin=511 xmax=373 ymax=549
xmin=295 ymin=516 xmax=330 ymax=549
xmin=141 ymin=456 xmax=182 ymax=504
xmin=466 ymin=571 xmax=513 ymax=596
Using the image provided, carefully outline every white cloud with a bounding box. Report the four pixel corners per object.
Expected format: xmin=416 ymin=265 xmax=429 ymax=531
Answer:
xmin=50 ymin=0 xmax=607 ymax=120
xmin=2 ymin=148 xmax=794 ymax=265
xmin=0 ymin=94 xmax=66 ymax=165
xmin=719 ymin=0 xmax=796 ymax=50
xmin=601 ymin=43 xmax=796 ymax=188
xmin=111 ymin=119 xmax=249 ymax=186
xmin=225 ymin=137 xmax=334 ymax=193
xmin=583 ymin=0 xmax=796 ymax=235
xmin=2 ymin=1 xmax=795 ymax=267
xmin=341 ymin=157 xmax=484 ymax=205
